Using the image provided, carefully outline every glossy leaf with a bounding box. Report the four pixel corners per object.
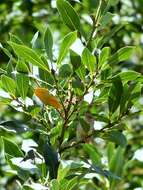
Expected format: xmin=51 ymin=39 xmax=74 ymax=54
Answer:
xmin=0 ymin=42 xmax=13 ymax=59
xmin=39 ymin=68 xmax=54 ymax=88
xmin=65 ymin=176 xmax=78 ymax=190
xmin=100 ymin=12 xmax=114 ymax=28
xmin=75 ymin=65 xmax=86 ymax=81
xmin=101 ymin=66 xmax=112 ymax=80
xmin=82 ymin=48 xmax=96 ymax=73
xmin=0 ymin=97 xmax=12 ymax=105
xmin=50 ymin=179 xmax=59 ymax=190
xmin=59 ymin=64 xmax=73 ymax=78
xmin=57 ymin=31 xmax=77 ymax=65
xmin=91 ymin=164 xmax=120 ymax=180
xmin=83 ymin=144 xmax=101 ymax=166
xmin=108 ymin=0 xmax=119 ymax=6
xmin=2 ymin=137 xmax=24 ymax=157
xmin=8 ymin=42 xmax=49 ymax=71
xmin=0 ymin=120 xmax=29 ymax=134
xmin=104 ymin=131 xmax=127 ymax=147
xmin=107 ymin=143 xmax=115 ymax=164
xmin=108 ymin=77 xmax=123 ymax=113
xmin=109 ymin=46 xmax=134 ymax=65
xmin=113 ymin=70 xmax=142 ymax=82
xmin=1 ymin=74 xmax=16 ymax=96
xmin=6 ymin=59 xmax=13 ymax=76
xmin=109 ymin=146 xmax=124 ymax=189
xmin=10 ymin=33 xmax=23 ymax=44
xmin=31 ymin=31 xmax=39 ymax=48
xmin=56 ymin=0 xmax=80 ymax=32
xmin=16 ymin=73 xmax=29 ymax=100
xmin=16 ymin=61 xmax=29 ymax=74
xmin=70 ymin=50 xmax=81 ymax=70
xmin=44 ymin=26 xmax=53 ymax=62
xmin=98 ymin=24 xmax=123 ymax=48
xmin=119 ymin=82 xmax=138 ymax=115
xmin=99 ymin=47 xmax=111 ymax=68
xmin=72 ymin=77 xmax=84 ymax=96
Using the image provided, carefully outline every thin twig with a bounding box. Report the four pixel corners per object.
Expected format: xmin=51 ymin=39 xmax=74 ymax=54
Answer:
xmin=86 ymin=0 xmax=102 ymax=48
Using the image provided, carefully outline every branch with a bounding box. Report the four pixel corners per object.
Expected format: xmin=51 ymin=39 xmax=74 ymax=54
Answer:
xmin=60 ymin=113 xmax=131 ymax=153
xmin=86 ymin=0 xmax=102 ymax=48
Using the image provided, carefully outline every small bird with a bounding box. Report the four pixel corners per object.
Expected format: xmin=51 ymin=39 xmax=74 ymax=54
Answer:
xmin=34 ymin=88 xmax=62 ymax=110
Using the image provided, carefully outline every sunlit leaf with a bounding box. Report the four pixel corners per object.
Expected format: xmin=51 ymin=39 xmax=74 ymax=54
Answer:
xmin=108 ymin=77 xmax=123 ymax=113
xmin=1 ymin=75 xmax=16 ymax=96
xmin=57 ymin=0 xmax=80 ymax=32
xmin=16 ymin=73 xmax=29 ymax=100
xmin=82 ymin=47 xmax=96 ymax=73
xmin=8 ymin=42 xmax=49 ymax=71
xmin=57 ymin=31 xmax=77 ymax=65
xmin=2 ymin=137 xmax=24 ymax=157
xmin=44 ymin=26 xmax=53 ymax=62
xmin=109 ymin=46 xmax=134 ymax=65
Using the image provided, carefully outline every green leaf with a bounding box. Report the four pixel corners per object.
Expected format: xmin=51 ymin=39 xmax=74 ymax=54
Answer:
xmin=119 ymin=82 xmax=138 ymax=115
xmin=100 ymin=12 xmax=114 ymax=28
xmin=91 ymin=164 xmax=120 ymax=180
xmin=97 ymin=24 xmax=123 ymax=48
xmin=59 ymin=64 xmax=73 ymax=78
xmin=83 ymin=144 xmax=101 ymax=166
xmin=109 ymin=46 xmax=134 ymax=65
xmin=99 ymin=47 xmax=111 ymax=68
xmin=72 ymin=77 xmax=84 ymax=96
xmin=0 ymin=120 xmax=29 ymax=134
xmin=65 ymin=176 xmax=78 ymax=190
xmin=0 ymin=97 xmax=12 ymax=105
xmin=31 ymin=31 xmax=39 ymax=48
xmin=57 ymin=164 xmax=70 ymax=181
xmin=39 ymin=68 xmax=54 ymax=88
xmin=119 ymin=84 xmax=129 ymax=115
xmin=2 ymin=137 xmax=24 ymax=157
xmin=6 ymin=59 xmax=14 ymax=76
xmin=113 ymin=70 xmax=142 ymax=82
xmin=108 ymin=0 xmax=119 ymax=6
xmin=101 ymin=66 xmax=112 ymax=80
xmin=104 ymin=131 xmax=127 ymax=147
xmin=107 ymin=143 xmax=115 ymax=164
xmin=0 ymin=124 xmax=16 ymax=135
xmin=109 ymin=146 xmax=124 ymax=189
xmin=44 ymin=26 xmax=53 ymax=62
xmin=28 ymin=105 xmax=41 ymax=117
xmin=8 ymin=42 xmax=49 ymax=71
xmin=16 ymin=73 xmax=29 ymax=100
xmin=57 ymin=31 xmax=77 ymax=64
xmin=10 ymin=33 xmax=23 ymax=44
xmin=1 ymin=75 xmax=16 ymax=96
xmin=79 ymin=118 xmax=90 ymax=133
xmin=70 ymin=50 xmax=81 ymax=70
xmin=56 ymin=0 xmax=80 ymax=32
xmin=0 ymin=42 xmax=13 ymax=59
xmin=108 ymin=77 xmax=123 ymax=114
xmin=82 ymin=48 xmax=96 ymax=73
xmin=50 ymin=179 xmax=59 ymax=190
xmin=75 ymin=65 xmax=86 ymax=81
xmin=16 ymin=60 xmax=29 ymax=74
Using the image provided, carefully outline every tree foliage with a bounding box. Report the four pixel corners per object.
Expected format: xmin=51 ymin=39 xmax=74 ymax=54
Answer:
xmin=0 ymin=0 xmax=143 ymax=189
